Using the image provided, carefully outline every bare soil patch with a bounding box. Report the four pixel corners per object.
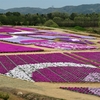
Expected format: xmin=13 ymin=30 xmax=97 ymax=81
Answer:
xmin=0 ymin=75 xmax=100 ymax=100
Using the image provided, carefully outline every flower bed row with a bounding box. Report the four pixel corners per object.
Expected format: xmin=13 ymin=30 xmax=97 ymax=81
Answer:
xmin=0 ymin=35 xmax=47 ymax=44
xmin=15 ymin=26 xmax=37 ymax=31
xmin=0 ymin=53 xmax=100 ymax=82
xmin=6 ymin=63 xmax=97 ymax=82
xmin=0 ymin=26 xmax=38 ymax=32
xmin=0 ymin=26 xmax=95 ymax=39
xmin=33 ymin=41 xmax=97 ymax=50
xmin=0 ymin=26 xmax=95 ymax=46
xmin=0 ymin=53 xmax=97 ymax=82
xmin=0 ymin=52 xmax=97 ymax=74
xmin=0 ymin=53 xmax=90 ymax=70
xmin=0 ymin=53 xmax=96 ymax=71
xmin=0 ymin=42 xmax=43 ymax=53
xmin=39 ymin=31 xmax=95 ymax=39
xmin=60 ymin=38 xmax=94 ymax=45
xmin=0 ymin=34 xmax=12 ymax=38
xmin=32 ymin=66 xmax=100 ymax=82
xmin=64 ymin=52 xmax=100 ymax=67
xmin=60 ymin=87 xmax=100 ymax=97
xmin=59 ymin=38 xmax=86 ymax=44
xmin=29 ymin=35 xmax=68 ymax=40
xmin=8 ymin=31 xmax=38 ymax=35
xmin=0 ymin=26 xmax=20 ymax=32
xmin=72 ymin=52 xmax=100 ymax=65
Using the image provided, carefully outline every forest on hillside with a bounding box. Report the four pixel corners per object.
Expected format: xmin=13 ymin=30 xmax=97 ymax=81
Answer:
xmin=0 ymin=12 xmax=100 ymax=34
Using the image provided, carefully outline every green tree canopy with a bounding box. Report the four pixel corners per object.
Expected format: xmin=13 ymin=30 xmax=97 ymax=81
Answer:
xmin=44 ymin=19 xmax=59 ymax=28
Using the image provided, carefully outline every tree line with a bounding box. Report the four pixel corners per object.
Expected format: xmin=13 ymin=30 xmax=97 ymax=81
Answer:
xmin=0 ymin=11 xmax=100 ymax=28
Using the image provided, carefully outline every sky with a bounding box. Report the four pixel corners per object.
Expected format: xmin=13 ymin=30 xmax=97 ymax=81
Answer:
xmin=0 ymin=0 xmax=100 ymax=9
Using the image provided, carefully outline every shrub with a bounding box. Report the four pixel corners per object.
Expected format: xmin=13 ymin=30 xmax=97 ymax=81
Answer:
xmin=0 ymin=93 xmax=9 ymax=100
xmin=74 ymin=26 xmax=86 ymax=31
xmin=44 ymin=20 xmax=59 ymax=28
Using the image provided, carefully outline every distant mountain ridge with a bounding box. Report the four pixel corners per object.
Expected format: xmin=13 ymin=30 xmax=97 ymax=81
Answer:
xmin=0 ymin=4 xmax=100 ymax=14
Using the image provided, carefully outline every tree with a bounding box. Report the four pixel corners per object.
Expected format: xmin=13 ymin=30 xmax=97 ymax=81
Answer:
xmin=47 ymin=13 xmax=53 ymax=19
xmin=70 ymin=13 xmax=78 ymax=20
xmin=5 ymin=12 xmax=12 ymax=16
xmin=44 ymin=19 xmax=59 ymax=28
xmin=13 ymin=12 xmax=21 ymax=16
xmin=53 ymin=17 xmax=63 ymax=26
xmin=62 ymin=18 xmax=75 ymax=27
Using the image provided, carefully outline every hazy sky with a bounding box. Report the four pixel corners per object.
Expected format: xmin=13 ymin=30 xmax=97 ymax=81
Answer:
xmin=0 ymin=0 xmax=100 ymax=9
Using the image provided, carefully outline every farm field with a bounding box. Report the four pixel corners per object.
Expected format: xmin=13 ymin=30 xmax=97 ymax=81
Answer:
xmin=0 ymin=25 xmax=100 ymax=100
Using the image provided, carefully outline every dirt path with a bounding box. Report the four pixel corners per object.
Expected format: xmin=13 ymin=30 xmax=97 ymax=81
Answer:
xmin=0 ymin=75 xmax=100 ymax=100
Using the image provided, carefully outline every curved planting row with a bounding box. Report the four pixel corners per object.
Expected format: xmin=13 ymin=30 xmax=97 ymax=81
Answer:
xmin=0 ymin=53 xmax=99 ymax=82
xmin=60 ymin=87 xmax=100 ymax=97
xmin=32 ymin=66 xmax=100 ymax=82
xmin=0 ymin=53 xmax=92 ymax=73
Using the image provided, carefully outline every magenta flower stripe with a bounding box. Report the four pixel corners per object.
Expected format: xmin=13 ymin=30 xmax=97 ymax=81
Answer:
xmin=0 ymin=42 xmax=43 ymax=53
xmin=60 ymin=87 xmax=100 ymax=97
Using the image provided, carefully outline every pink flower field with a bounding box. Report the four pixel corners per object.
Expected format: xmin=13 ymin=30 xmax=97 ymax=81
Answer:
xmin=0 ymin=26 xmax=100 ymax=99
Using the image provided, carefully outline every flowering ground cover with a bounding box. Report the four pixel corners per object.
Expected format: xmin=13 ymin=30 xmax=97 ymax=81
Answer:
xmin=60 ymin=32 xmax=95 ymax=39
xmin=0 ymin=26 xmax=99 ymax=84
xmin=60 ymin=87 xmax=100 ymax=97
xmin=33 ymin=41 xmax=97 ymax=50
xmin=0 ymin=25 xmax=100 ymax=100
xmin=0 ymin=26 xmax=95 ymax=47
xmin=20 ymin=39 xmax=48 ymax=44
xmin=0 ymin=53 xmax=99 ymax=82
xmin=41 ymin=31 xmax=95 ymax=39
xmin=0 ymin=35 xmax=47 ymax=44
xmin=0 ymin=26 xmax=38 ymax=33
xmin=72 ymin=52 xmax=100 ymax=64
xmin=8 ymin=31 xmax=38 ymax=35
xmin=59 ymin=38 xmax=86 ymax=44
xmin=64 ymin=52 xmax=100 ymax=67
xmin=0 ymin=34 xmax=12 ymax=38
xmin=32 ymin=66 xmax=100 ymax=82
xmin=0 ymin=26 xmax=21 ymax=32
xmin=0 ymin=42 xmax=43 ymax=53
xmin=28 ymin=35 xmax=66 ymax=40
xmin=15 ymin=26 xmax=38 ymax=31
xmin=60 ymin=38 xmax=94 ymax=44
